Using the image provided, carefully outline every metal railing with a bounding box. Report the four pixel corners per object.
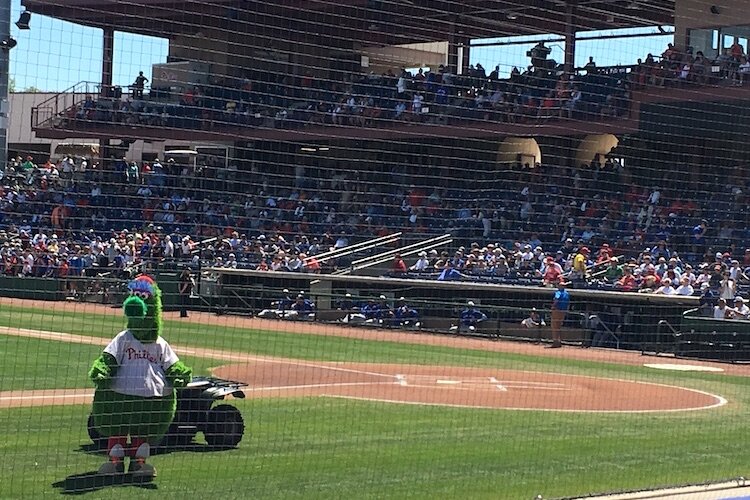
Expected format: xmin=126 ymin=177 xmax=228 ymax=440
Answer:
xmin=333 ymin=234 xmax=453 ymax=276
xmin=30 ymin=81 xmax=100 ymax=129
xmin=306 ymin=233 xmax=402 ymax=265
xmin=31 ymin=81 xmax=131 ymax=129
xmin=648 ymin=319 xmax=680 ymax=355
xmin=587 ymin=314 xmax=621 ymax=349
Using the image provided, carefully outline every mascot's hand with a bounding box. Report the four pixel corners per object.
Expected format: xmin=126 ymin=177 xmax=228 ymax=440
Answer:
xmin=89 ymin=353 xmax=118 ymax=389
xmin=166 ymin=361 xmax=193 ymax=388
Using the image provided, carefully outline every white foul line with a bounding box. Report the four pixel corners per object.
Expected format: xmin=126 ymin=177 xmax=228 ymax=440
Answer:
xmin=489 ymin=377 xmax=508 ymax=392
xmin=247 ymin=381 xmax=393 ymax=392
xmin=0 ymin=392 xmax=93 ymax=401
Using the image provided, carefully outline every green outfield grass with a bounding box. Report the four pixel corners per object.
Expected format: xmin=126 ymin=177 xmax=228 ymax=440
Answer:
xmin=0 ymin=303 xmax=740 ymax=385
xmin=0 ymin=335 xmax=219 ymax=391
xmin=1 ymin=396 xmax=749 ymax=499
xmin=0 ymin=303 xmax=749 ymax=498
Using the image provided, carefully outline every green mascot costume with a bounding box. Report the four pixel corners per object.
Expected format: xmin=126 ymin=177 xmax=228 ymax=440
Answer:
xmin=89 ymin=275 xmax=192 ymax=478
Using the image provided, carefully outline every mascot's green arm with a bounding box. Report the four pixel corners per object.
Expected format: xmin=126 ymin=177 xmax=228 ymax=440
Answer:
xmin=89 ymin=352 xmax=118 ymax=388
xmin=165 ymin=361 xmax=192 ymax=388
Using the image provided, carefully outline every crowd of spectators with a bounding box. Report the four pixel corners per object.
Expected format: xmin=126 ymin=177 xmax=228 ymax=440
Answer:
xmin=630 ymin=40 xmax=750 ymax=88
xmin=53 ymin=48 xmax=638 ymax=135
xmin=392 ymin=238 xmax=750 ymax=299
xmin=57 ymin=37 xmax=750 ymax=139
xmin=54 ymin=37 xmax=750 ymax=138
xmin=3 ymin=144 xmax=750 ymax=301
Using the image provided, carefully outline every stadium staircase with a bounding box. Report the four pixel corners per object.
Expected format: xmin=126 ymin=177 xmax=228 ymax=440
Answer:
xmin=30 ymin=81 xmax=101 ymax=132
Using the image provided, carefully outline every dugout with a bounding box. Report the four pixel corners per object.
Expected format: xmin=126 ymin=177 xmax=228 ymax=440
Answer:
xmin=200 ymin=268 xmax=698 ymax=350
xmin=663 ymin=308 xmax=750 ymax=362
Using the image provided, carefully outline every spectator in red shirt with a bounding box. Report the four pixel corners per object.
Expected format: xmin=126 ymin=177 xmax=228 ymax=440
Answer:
xmin=731 ymin=40 xmax=745 ymax=60
xmin=616 ymin=266 xmax=637 ymax=291
xmin=392 ymin=254 xmax=407 ymax=274
xmin=542 ymin=256 xmax=563 ymax=286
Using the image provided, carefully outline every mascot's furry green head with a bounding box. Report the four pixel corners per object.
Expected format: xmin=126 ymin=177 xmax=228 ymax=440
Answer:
xmin=89 ymin=274 xmax=191 ymax=479
xmin=123 ymin=275 xmax=162 ymax=343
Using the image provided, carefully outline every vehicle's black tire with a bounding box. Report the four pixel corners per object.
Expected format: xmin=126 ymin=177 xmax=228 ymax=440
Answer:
xmin=204 ymin=404 xmax=244 ymax=449
xmin=87 ymin=414 xmax=107 ymax=450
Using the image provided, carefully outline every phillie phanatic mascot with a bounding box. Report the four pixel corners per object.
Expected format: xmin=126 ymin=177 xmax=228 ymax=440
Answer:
xmin=89 ymin=275 xmax=192 ymax=478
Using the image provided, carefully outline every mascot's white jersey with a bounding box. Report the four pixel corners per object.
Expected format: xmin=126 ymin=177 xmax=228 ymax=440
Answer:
xmin=104 ymin=330 xmax=179 ymax=397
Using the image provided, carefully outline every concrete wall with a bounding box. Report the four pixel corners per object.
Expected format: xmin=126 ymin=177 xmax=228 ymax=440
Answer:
xmin=674 ymin=0 xmax=750 ymax=49
xmin=8 ymin=92 xmax=225 ymax=161
xmin=497 ymin=137 xmax=542 ymax=166
xmin=575 ymin=134 xmax=618 ymax=167
xmin=8 ymin=92 xmax=99 ymax=159
xmin=362 ymin=41 xmax=448 ymax=74
xmin=363 ymin=41 xmax=449 ymax=73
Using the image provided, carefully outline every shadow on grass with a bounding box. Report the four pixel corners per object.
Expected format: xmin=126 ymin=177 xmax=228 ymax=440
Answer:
xmin=76 ymin=441 xmax=238 ymax=456
xmin=52 ymin=471 xmax=157 ymax=495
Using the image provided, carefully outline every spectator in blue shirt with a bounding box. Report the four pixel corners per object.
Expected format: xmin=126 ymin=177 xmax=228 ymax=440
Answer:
xmin=438 ymin=260 xmax=465 ymax=281
xmin=550 ymin=279 xmax=570 ymax=348
xmin=692 ymin=219 xmax=708 ymax=258
xmin=284 ymin=294 xmax=315 ymax=321
xmin=257 ymin=289 xmax=293 ymax=319
xmin=394 ymin=297 xmax=420 ymax=328
xmin=454 ymin=301 xmax=487 ymax=333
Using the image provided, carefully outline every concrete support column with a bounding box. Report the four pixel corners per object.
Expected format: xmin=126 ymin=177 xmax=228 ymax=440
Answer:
xmin=448 ymin=27 xmax=470 ymax=75
xmin=564 ymin=4 xmax=577 ymax=75
xmin=460 ymin=41 xmax=470 ymax=75
xmin=0 ymin=0 xmax=10 ymax=170
xmin=102 ymin=27 xmax=114 ymax=88
xmin=100 ymin=27 xmax=115 ymax=164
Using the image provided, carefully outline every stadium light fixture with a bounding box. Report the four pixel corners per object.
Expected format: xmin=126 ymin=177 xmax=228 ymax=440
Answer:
xmin=300 ymin=147 xmax=317 ymax=152
xmin=15 ymin=11 xmax=31 ymax=30
xmin=0 ymin=36 xmax=17 ymax=50
xmin=506 ymin=12 xmax=519 ymax=20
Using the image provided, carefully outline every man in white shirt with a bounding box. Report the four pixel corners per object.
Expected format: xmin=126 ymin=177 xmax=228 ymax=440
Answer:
xmin=719 ymin=272 xmax=736 ymax=300
xmin=654 ymin=278 xmax=675 ymax=295
xmin=674 ymin=277 xmax=694 ymax=296
xmin=714 ymin=298 xmax=729 ymax=319
xmin=728 ymin=296 xmax=750 ymax=319
xmin=521 ymin=309 xmax=546 ymax=329
xmin=22 ymin=250 xmax=34 ymax=276
xmin=180 ymin=236 xmax=193 ymax=258
xmin=163 ymin=235 xmax=174 ymax=259
xmin=728 ymin=260 xmax=748 ymax=282
xmin=681 ymin=264 xmax=696 ymax=285
xmin=410 ymin=251 xmax=430 ymax=271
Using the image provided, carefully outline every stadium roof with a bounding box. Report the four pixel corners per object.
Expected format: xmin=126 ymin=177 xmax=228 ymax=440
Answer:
xmin=22 ymin=0 xmax=674 ymax=46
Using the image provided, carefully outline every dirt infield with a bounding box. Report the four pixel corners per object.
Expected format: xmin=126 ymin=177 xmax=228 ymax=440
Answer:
xmin=0 ymin=359 xmax=725 ymax=413
xmin=213 ymin=361 xmax=726 ymax=412
xmin=0 ymin=388 xmax=93 ymax=409
xmin=0 ymin=297 xmax=735 ymax=412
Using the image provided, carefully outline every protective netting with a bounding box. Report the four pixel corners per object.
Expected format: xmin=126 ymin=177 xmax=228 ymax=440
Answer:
xmin=3 ymin=0 xmax=750 ymax=498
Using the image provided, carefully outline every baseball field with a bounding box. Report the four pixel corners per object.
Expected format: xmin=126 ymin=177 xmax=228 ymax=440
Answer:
xmin=1 ymin=297 xmax=748 ymax=499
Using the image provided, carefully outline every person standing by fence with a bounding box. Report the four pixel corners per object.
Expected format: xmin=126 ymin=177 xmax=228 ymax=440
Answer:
xmin=550 ymin=279 xmax=570 ymax=348
xmin=178 ymin=266 xmax=193 ymax=318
